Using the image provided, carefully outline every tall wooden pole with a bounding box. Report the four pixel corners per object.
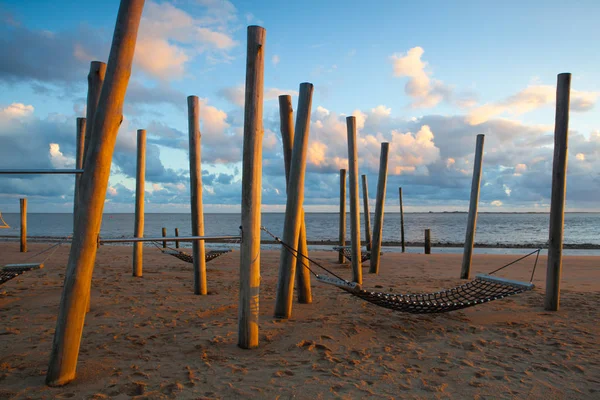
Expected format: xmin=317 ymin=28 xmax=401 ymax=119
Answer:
xmin=132 ymin=129 xmax=146 ymax=278
xmin=188 ymin=95 xmax=207 ymax=295
xmin=399 ymin=187 xmax=405 ymax=253
xmin=46 ymin=0 xmax=145 ymax=386
xmin=361 ymin=175 xmax=372 ymax=251
xmin=424 ymin=229 xmax=431 ymax=254
xmin=278 ymin=95 xmax=312 ymax=304
xmin=82 ymin=62 xmax=107 ymax=168
xmin=238 ymin=25 xmax=265 ymax=349
xmin=20 ymin=198 xmax=27 ymax=253
xmin=346 ymin=117 xmax=362 ymax=284
xmin=73 ymin=118 xmax=86 ymax=232
xmin=369 ymin=142 xmax=389 ymax=274
xmin=545 ymin=73 xmax=571 ymax=312
xmin=161 ymin=227 xmax=167 ymax=248
xmin=460 ymin=134 xmax=485 ymax=279
xmin=338 ymin=169 xmax=347 ymax=263
xmin=274 ymin=83 xmax=314 ymax=319
xmin=174 ymin=228 xmax=180 ymax=248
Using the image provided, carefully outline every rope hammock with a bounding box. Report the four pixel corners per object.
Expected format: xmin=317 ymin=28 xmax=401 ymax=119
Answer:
xmin=333 ymin=246 xmax=379 ymax=263
xmin=1 ymin=263 xmax=44 ymax=285
xmin=0 ymin=212 xmax=9 ymax=229
xmin=160 ymin=248 xmax=232 ymax=264
xmin=261 ymin=226 xmax=540 ymax=314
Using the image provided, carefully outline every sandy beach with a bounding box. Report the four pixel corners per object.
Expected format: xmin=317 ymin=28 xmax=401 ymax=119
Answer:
xmin=0 ymin=242 xmax=598 ymax=399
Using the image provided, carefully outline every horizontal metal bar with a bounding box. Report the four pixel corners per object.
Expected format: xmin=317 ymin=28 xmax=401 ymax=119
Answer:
xmin=99 ymin=235 xmax=241 ymax=244
xmin=0 ymin=169 xmax=84 ymax=175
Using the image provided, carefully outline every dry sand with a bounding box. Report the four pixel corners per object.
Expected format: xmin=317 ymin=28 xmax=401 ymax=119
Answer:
xmin=0 ymin=242 xmax=598 ymax=399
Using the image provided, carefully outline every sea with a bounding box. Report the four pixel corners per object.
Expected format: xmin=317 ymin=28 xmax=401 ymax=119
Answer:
xmin=1 ymin=212 xmax=599 ymax=255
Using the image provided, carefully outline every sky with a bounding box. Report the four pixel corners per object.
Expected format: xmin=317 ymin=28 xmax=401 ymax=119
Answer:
xmin=0 ymin=0 xmax=599 ymax=213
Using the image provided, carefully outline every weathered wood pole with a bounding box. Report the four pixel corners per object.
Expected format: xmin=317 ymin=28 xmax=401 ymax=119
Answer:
xmin=338 ymin=169 xmax=347 ymax=263
xmin=188 ymin=95 xmax=208 ymax=295
xmin=399 ymin=187 xmax=405 ymax=253
xmin=278 ymin=95 xmax=312 ymax=304
xmin=238 ymin=25 xmax=265 ymax=349
xmin=174 ymin=228 xmax=180 ymax=248
xmin=46 ymin=0 xmax=145 ymax=386
xmin=161 ymin=227 xmax=167 ymax=248
xmin=369 ymin=142 xmax=389 ymax=274
xmin=346 ymin=117 xmax=362 ymax=284
xmin=274 ymin=83 xmax=314 ymax=319
xmin=73 ymin=118 xmax=86 ymax=231
xmin=361 ymin=175 xmax=372 ymax=251
xmin=545 ymin=73 xmax=571 ymax=312
xmin=460 ymin=134 xmax=485 ymax=279
xmin=82 ymin=62 xmax=107 ymax=167
xmin=20 ymin=198 xmax=27 ymax=253
xmin=132 ymin=129 xmax=146 ymax=278
xmin=424 ymin=229 xmax=431 ymax=254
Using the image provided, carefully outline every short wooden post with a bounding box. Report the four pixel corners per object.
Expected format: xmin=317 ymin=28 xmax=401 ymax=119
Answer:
xmin=238 ymin=25 xmax=265 ymax=349
xmin=460 ymin=134 xmax=485 ymax=279
xmin=274 ymin=83 xmax=314 ymax=319
xmin=545 ymin=73 xmax=571 ymax=312
xmin=278 ymin=95 xmax=312 ymax=304
xmin=399 ymin=187 xmax=405 ymax=253
xmin=424 ymin=229 xmax=431 ymax=254
xmin=369 ymin=142 xmax=389 ymax=274
xmin=338 ymin=169 xmax=347 ymax=263
xmin=188 ymin=95 xmax=207 ymax=295
xmin=174 ymin=228 xmax=180 ymax=248
xmin=73 ymin=118 xmax=86 ymax=231
xmin=361 ymin=175 xmax=372 ymax=251
xmin=82 ymin=61 xmax=107 ymax=167
xmin=132 ymin=129 xmax=146 ymax=278
xmin=46 ymin=0 xmax=145 ymax=386
xmin=161 ymin=227 xmax=167 ymax=248
xmin=346 ymin=117 xmax=362 ymax=284
xmin=20 ymin=198 xmax=27 ymax=253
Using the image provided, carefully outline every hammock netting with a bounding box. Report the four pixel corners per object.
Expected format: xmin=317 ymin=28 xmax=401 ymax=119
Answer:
xmin=333 ymin=246 xmax=372 ymax=263
xmin=162 ymin=249 xmax=232 ymax=264
xmin=316 ymin=274 xmax=534 ymax=314
xmin=0 ymin=263 xmax=43 ymax=285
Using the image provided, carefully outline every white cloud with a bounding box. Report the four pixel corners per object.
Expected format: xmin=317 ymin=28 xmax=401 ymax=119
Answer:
xmin=49 ymin=143 xmax=74 ymax=168
xmin=1 ymin=103 xmax=34 ymax=119
xmin=272 ymin=54 xmax=280 ymax=66
xmin=575 ymin=153 xmax=585 ymax=161
xmin=514 ymin=163 xmax=527 ymax=176
xmin=491 ymin=200 xmax=503 ymax=207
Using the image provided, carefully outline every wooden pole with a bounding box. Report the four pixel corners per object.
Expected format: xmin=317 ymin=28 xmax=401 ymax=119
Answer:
xmin=346 ymin=117 xmax=362 ymax=284
xmin=132 ymin=129 xmax=146 ymax=278
xmin=73 ymin=118 xmax=86 ymax=232
xmin=161 ymin=227 xmax=167 ymax=248
xmin=238 ymin=25 xmax=265 ymax=349
xmin=274 ymin=83 xmax=314 ymax=319
xmin=278 ymin=95 xmax=312 ymax=304
xmin=361 ymin=175 xmax=372 ymax=251
xmin=545 ymin=73 xmax=571 ymax=312
xmin=399 ymin=187 xmax=405 ymax=253
xmin=424 ymin=229 xmax=431 ymax=254
xmin=174 ymin=228 xmax=180 ymax=249
xmin=338 ymin=169 xmax=347 ymax=263
xmin=46 ymin=0 xmax=145 ymax=386
xmin=188 ymin=95 xmax=208 ymax=295
xmin=20 ymin=198 xmax=27 ymax=253
xmin=82 ymin=61 xmax=107 ymax=168
xmin=369 ymin=142 xmax=389 ymax=274
xmin=460 ymin=134 xmax=485 ymax=279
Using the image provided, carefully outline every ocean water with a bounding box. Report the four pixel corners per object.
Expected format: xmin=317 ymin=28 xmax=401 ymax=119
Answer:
xmin=1 ymin=212 xmax=598 ymax=250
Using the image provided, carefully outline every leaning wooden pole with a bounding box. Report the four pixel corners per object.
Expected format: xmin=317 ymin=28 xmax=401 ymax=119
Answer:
xmin=46 ymin=0 xmax=145 ymax=386
xmin=82 ymin=62 xmax=107 ymax=167
xmin=369 ymin=142 xmax=389 ymax=274
xmin=274 ymin=83 xmax=314 ymax=319
xmin=399 ymin=187 xmax=406 ymax=253
xmin=73 ymin=118 xmax=86 ymax=232
xmin=238 ymin=25 xmax=265 ymax=349
xmin=132 ymin=129 xmax=146 ymax=278
xmin=361 ymin=175 xmax=372 ymax=251
xmin=424 ymin=229 xmax=431 ymax=254
xmin=20 ymin=198 xmax=27 ymax=253
xmin=460 ymin=134 xmax=485 ymax=279
xmin=188 ymin=95 xmax=208 ymax=295
xmin=278 ymin=95 xmax=312 ymax=304
xmin=338 ymin=169 xmax=347 ymax=263
xmin=346 ymin=117 xmax=362 ymax=284
xmin=545 ymin=73 xmax=571 ymax=312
